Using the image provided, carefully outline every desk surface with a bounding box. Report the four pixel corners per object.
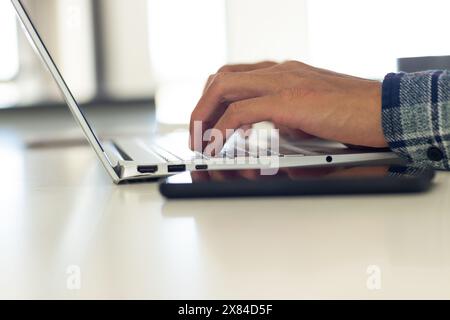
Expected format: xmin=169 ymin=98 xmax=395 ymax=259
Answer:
xmin=1 ymin=105 xmax=450 ymax=299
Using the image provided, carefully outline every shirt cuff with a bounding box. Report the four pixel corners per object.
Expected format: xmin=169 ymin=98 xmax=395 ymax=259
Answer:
xmin=381 ymin=71 xmax=450 ymax=170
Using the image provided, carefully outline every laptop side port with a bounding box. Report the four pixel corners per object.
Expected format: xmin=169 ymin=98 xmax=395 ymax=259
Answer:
xmin=195 ymin=164 xmax=208 ymax=170
xmin=137 ymin=165 xmax=158 ymax=174
xmin=168 ymin=164 xmax=186 ymax=173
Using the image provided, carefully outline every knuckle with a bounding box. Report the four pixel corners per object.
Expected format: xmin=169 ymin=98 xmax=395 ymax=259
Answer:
xmin=210 ymin=72 xmax=229 ymax=91
xmin=282 ymin=60 xmax=299 ymax=67
xmin=279 ymin=87 xmax=305 ymax=100
xmin=206 ymin=74 xmax=214 ymax=83
xmin=217 ymin=65 xmax=233 ymax=73
xmin=258 ymin=61 xmax=277 ymax=68
xmin=282 ymin=60 xmax=307 ymax=69
xmin=216 ymin=71 xmax=230 ymax=79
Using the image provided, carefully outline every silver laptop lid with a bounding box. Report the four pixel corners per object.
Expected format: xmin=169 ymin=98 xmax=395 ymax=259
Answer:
xmin=11 ymin=0 xmax=121 ymax=182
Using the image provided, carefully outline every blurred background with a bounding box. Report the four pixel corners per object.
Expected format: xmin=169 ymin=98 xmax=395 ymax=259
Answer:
xmin=1 ymin=0 xmax=450 ymax=125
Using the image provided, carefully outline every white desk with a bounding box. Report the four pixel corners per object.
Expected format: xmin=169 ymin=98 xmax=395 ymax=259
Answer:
xmin=1 ymin=106 xmax=450 ymax=299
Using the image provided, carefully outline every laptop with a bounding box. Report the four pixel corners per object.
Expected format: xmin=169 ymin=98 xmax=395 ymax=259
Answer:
xmin=11 ymin=0 xmax=399 ymax=184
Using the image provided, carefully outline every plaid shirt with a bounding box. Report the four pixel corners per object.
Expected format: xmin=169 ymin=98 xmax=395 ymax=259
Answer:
xmin=382 ymin=70 xmax=450 ymax=170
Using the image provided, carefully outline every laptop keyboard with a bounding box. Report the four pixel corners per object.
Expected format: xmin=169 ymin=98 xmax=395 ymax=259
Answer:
xmin=148 ymin=131 xmax=311 ymax=163
xmin=152 ymin=144 xmax=207 ymax=162
xmin=219 ymin=143 xmax=310 ymax=159
xmin=119 ymin=130 xmax=364 ymax=165
xmin=152 ymin=141 xmax=308 ymax=162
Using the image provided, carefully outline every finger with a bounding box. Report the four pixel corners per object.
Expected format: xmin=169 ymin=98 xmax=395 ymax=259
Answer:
xmin=209 ymin=95 xmax=279 ymax=151
xmin=190 ymin=72 xmax=284 ymax=150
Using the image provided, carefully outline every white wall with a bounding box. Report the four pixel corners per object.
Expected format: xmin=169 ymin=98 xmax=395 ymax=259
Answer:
xmin=226 ymin=0 xmax=310 ymax=64
xmin=0 ymin=0 xmax=19 ymax=81
xmin=16 ymin=0 xmax=97 ymax=103
xmin=10 ymin=0 xmax=450 ymax=108
xmin=307 ymin=0 xmax=450 ymax=79
xmin=56 ymin=0 xmax=97 ymax=101
xmin=101 ymin=0 xmax=155 ymax=99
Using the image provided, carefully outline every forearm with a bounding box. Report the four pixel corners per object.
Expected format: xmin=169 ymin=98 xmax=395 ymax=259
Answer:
xmin=382 ymin=70 xmax=450 ymax=170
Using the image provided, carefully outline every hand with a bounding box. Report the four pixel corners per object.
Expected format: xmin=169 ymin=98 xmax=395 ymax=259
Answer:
xmin=189 ymin=60 xmax=388 ymax=151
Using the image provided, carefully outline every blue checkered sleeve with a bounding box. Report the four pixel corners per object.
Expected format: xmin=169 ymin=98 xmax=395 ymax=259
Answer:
xmin=382 ymin=70 xmax=450 ymax=170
